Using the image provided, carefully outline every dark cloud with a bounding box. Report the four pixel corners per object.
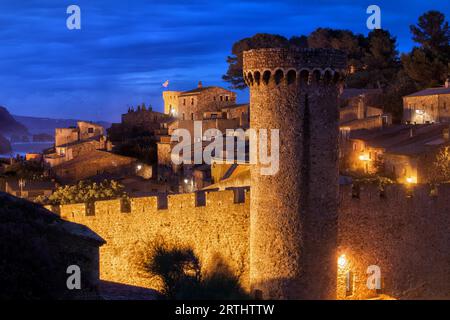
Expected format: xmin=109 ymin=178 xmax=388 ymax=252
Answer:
xmin=0 ymin=0 xmax=449 ymax=121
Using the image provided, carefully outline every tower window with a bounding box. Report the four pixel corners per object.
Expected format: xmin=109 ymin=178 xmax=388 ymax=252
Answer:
xmin=225 ymin=96 xmax=229 ymax=101
xmin=220 ymin=96 xmax=223 ymax=102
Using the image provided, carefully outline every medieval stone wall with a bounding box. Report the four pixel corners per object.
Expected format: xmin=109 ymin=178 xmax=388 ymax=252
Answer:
xmin=50 ymin=189 xmax=250 ymax=291
xmin=47 ymin=184 xmax=450 ymax=299
xmin=338 ymin=183 xmax=450 ymax=300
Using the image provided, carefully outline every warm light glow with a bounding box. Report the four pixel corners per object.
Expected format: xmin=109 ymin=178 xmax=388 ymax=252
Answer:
xmin=338 ymin=254 xmax=347 ymax=268
xmin=184 ymin=178 xmax=189 ymax=184
xmin=415 ymin=109 xmax=424 ymax=115
xmin=136 ymin=165 xmax=142 ymax=170
xmin=406 ymin=176 xmax=417 ymax=184
xmin=359 ymin=154 xmax=370 ymax=161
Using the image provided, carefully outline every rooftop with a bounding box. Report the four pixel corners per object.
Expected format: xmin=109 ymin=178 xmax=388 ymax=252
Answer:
xmin=350 ymin=124 xmax=450 ymax=156
xmin=340 ymin=88 xmax=382 ymax=100
xmin=179 ymin=86 xmax=233 ymax=96
xmin=404 ymin=86 xmax=450 ymax=98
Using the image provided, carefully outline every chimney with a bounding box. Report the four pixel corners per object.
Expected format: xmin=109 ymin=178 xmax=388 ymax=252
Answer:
xmin=444 ymin=127 xmax=450 ymax=141
xmin=198 ymin=81 xmax=203 ymax=88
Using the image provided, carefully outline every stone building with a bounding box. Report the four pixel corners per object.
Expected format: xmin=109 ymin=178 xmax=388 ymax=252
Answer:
xmin=108 ymin=107 xmax=172 ymax=143
xmin=339 ymin=88 xmax=391 ymax=131
xmin=163 ymin=91 xmax=182 ymax=116
xmin=55 ymin=121 xmax=104 ymax=147
xmin=403 ymin=79 xmax=450 ymax=124
xmin=343 ymin=123 xmax=450 ymax=183
xmin=51 ymin=149 xmax=137 ymax=184
xmin=157 ymin=83 xmax=249 ymax=188
xmin=45 ymin=121 xmax=111 ymax=168
xmin=162 ymin=82 xmax=237 ymax=121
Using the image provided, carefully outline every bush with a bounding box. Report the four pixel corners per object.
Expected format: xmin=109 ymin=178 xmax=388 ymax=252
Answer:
xmin=36 ymin=179 xmax=126 ymax=205
xmin=145 ymin=244 xmax=249 ymax=300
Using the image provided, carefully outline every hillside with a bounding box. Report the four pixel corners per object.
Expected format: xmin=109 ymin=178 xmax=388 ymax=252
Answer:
xmin=0 ymin=134 xmax=12 ymax=154
xmin=13 ymin=115 xmax=111 ymax=136
xmin=0 ymin=106 xmax=29 ymax=137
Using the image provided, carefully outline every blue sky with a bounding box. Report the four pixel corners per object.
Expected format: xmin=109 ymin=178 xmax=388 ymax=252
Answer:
xmin=0 ymin=0 xmax=449 ymax=122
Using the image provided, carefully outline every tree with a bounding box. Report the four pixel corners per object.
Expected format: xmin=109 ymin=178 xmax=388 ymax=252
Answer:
xmin=222 ymin=33 xmax=291 ymax=89
xmin=144 ymin=243 xmax=249 ymax=300
xmin=403 ymin=11 xmax=450 ymax=88
xmin=430 ymin=146 xmax=450 ymax=183
xmin=348 ymin=29 xmax=400 ymax=89
xmin=410 ymin=10 xmax=450 ymax=56
xmin=382 ymin=70 xmax=418 ymax=122
xmin=308 ymin=28 xmax=367 ymax=75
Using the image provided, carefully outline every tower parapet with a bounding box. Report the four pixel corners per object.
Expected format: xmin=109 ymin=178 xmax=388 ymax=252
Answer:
xmin=244 ymin=48 xmax=346 ymax=299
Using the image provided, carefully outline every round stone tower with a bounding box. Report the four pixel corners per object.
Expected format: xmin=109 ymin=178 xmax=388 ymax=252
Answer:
xmin=243 ymin=48 xmax=346 ymax=299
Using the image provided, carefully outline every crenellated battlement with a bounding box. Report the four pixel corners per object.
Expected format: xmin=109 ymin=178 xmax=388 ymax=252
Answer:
xmin=46 ymin=187 xmax=250 ymax=220
xmin=45 ymin=183 xmax=450 ymax=298
xmin=243 ymin=48 xmax=347 ymax=87
xmin=339 ymin=183 xmax=450 ymax=202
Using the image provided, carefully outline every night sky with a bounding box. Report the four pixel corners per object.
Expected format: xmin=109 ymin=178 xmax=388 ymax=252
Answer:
xmin=1 ymin=0 xmax=449 ymax=122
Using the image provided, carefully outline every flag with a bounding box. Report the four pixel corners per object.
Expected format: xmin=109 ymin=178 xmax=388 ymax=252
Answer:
xmin=162 ymin=80 xmax=169 ymax=88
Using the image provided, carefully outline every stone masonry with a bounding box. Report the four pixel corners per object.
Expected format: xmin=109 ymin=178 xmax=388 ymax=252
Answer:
xmin=243 ymin=48 xmax=346 ymax=299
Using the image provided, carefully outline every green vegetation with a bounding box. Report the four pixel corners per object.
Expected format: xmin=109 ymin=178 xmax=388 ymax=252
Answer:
xmin=223 ymin=10 xmax=450 ymax=123
xmin=145 ymin=243 xmax=249 ymax=300
xmin=1 ymin=160 xmax=47 ymax=181
xmin=36 ymin=180 xmax=126 ymax=205
xmin=430 ymin=146 xmax=450 ymax=183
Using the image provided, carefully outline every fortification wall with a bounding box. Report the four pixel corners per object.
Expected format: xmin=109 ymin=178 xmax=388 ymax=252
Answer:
xmin=47 ymin=183 xmax=450 ymax=299
xmin=338 ymin=183 xmax=450 ymax=300
xmin=49 ymin=189 xmax=250 ymax=290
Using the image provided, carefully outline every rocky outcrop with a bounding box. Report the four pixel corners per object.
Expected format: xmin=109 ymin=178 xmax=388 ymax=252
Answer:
xmin=0 ymin=134 xmax=11 ymax=154
xmin=0 ymin=106 xmax=29 ymax=137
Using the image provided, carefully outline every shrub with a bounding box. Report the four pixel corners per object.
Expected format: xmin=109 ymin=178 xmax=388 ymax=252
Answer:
xmin=145 ymin=244 xmax=249 ymax=300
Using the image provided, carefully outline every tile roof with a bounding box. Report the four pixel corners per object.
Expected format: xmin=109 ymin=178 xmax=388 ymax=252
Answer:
xmin=350 ymin=124 xmax=450 ymax=156
xmin=404 ymin=86 xmax=450 ymax=97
